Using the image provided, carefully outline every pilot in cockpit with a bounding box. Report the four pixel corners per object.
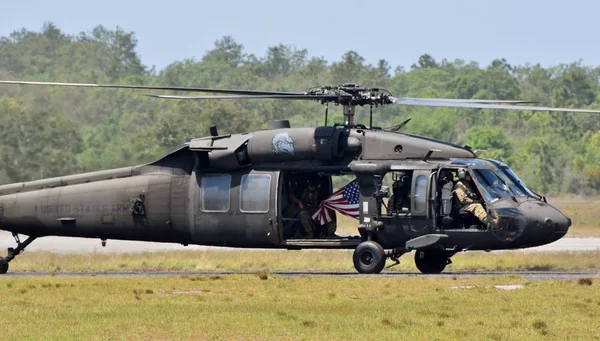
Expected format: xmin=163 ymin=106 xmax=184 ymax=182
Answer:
xmin=453 ymin=168 xmax=488 ymax=226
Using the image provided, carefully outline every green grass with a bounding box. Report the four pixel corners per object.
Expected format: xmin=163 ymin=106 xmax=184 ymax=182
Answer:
xmin=5 ymin=249 xmax=600 ymax=273
xmin=550 ymin=196 xmax=600 ymax=236
xmin=0 ymin=275 xmax=599 ymax=340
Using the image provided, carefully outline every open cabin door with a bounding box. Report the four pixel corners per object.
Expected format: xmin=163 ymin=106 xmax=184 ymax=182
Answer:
xmin=276 ymin=172 xmax=361 ymax=248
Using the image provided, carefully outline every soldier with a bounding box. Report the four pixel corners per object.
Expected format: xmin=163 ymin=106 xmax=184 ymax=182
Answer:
xmin=453 ymin=169 xmax=488 ymax=226
xmin=290 ymin=178 xmax=319 ymax=238
xmin=388 ymin=172 xmax=411 ymax=213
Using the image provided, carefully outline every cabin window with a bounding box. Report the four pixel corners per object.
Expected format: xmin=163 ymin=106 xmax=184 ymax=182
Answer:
xmin=240 ymin=174 xmax=271 ymax=213
xmin=414 ymin=175 xmax=427 ymax=212
xmin=201 ymin=174 xmax=231 ymax=212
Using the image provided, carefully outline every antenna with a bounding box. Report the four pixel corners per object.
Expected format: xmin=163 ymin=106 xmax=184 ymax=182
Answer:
xmin=423 ymin=149 xmax=442 ymax=161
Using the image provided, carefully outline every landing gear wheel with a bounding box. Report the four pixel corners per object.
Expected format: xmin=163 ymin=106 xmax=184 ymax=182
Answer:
xmin=0 ymin=234 xmax=38 ymax=275
xmin=414 ymin=250 xmax=450 ymax=274
xmin=0 ymin=260 xmax=8 ymax=275
xmin=353 ymin=241 xmax=386 ymax=274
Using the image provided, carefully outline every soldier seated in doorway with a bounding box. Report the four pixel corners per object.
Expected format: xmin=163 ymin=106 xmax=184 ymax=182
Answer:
xmin=453 ymin=168 xmax=489 ymax=227
xmin=290 ymin=178 xmax=320 ymax=238
xmin=388 ymin=172 xmax=411 ymax=213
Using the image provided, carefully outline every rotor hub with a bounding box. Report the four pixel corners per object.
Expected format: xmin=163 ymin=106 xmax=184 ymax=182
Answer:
xmin=305 ymin=84 xmax=394 ymax=107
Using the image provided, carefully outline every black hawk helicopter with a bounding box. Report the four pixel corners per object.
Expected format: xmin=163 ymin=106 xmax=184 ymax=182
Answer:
xmin=0 ymin=80 xmax=597 ymax=275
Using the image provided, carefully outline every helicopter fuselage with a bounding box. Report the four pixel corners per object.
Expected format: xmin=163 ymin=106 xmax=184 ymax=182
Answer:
xmin=0 ymin=126 xmax=571 ymax=273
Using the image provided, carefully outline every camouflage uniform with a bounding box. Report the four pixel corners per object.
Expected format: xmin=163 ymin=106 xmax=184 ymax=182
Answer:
xmin=298 ymin=189 xmax=318 ymax=238
xmin=453 ymin=180 xmax=488 ymax=225
xmin=388 ymin=180 xmax=410 ymax=213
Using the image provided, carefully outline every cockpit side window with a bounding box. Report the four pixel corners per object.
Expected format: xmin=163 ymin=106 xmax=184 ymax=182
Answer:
xmin=485 ymin=159 xmax=536 ymax=197
xmin=495 ymin=168 xmax=526 ymax=197
xmin=472 ymin=169 xmax=511 ymax=202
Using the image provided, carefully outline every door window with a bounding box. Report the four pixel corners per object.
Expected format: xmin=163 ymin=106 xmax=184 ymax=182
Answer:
xmin=201 ymin=174 xmax=231 ymax=212
xmin=240 ymin=174 xmax=271 ymax=213
xmin=414 ymin=175 xmax=427 ymax=212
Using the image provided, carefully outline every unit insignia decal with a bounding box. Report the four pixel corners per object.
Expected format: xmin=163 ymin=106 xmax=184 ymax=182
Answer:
xmin=272 ymin=132 xmax=295 ymax=156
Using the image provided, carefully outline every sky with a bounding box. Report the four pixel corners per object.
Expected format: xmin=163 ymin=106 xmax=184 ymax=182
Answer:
xmin=1 ymin=0 xmax=599 ymax=72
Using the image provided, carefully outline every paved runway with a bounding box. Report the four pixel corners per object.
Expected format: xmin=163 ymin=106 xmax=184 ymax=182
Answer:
xmin=2 ymin=231 xmax=600 ymax=254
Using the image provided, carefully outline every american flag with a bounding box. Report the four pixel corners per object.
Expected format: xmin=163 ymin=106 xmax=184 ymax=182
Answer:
xmin=312 ymin=180 xmax=360 ymax=225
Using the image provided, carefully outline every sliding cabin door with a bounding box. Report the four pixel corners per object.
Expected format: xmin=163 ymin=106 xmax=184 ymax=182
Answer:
xmin=193 ymin=170 xmax=278 ymax=247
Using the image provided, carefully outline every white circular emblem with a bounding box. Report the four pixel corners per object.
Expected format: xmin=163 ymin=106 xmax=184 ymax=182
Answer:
xmin=272 ymin=132 xmax=295 ymax=156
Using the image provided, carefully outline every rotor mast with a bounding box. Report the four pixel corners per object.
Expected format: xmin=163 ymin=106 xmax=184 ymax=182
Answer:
xmin=343 ymin=105 xmax=356 ymax=126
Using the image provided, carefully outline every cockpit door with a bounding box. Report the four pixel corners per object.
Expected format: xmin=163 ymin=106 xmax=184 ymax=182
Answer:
xmin=410 ymin=170 xmax=433 ymax=234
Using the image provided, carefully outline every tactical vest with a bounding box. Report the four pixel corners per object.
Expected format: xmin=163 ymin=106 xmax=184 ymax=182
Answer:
xmin=302 ymin=190 xmax=318 ymax=209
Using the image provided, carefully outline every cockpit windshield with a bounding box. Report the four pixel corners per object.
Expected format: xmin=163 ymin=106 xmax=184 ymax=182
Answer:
xmin=472 ymin=169 xmax=512 ymax=202
xmin=485 ymin=159 xmax=536 ymax=197
xmin=500 ymin=167 xmax=536 ymax=197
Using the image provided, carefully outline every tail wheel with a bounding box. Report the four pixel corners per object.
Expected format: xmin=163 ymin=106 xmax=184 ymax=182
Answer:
xmin=353 ymin=241 xmax=386 ymax=274
xmin=414 ymin=250 xmax=450 ymax=274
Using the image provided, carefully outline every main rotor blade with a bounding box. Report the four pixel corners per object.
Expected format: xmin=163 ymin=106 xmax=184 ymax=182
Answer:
xmin=144 ymin=94 xmax=339 ymax=100
xmin=0 ymin=80 xmax=303 ymax=96
xmin=400 ymin=97 xmax=537 ymax=104
xmin=392 ymin=97 xmax=600 ymax=113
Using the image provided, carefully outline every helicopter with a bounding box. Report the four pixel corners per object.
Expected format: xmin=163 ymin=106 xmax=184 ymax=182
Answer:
xmin=0 ymin=80 xmax=597 ymax=275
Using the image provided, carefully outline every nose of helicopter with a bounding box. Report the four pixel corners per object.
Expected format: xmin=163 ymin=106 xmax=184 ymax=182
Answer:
xmin=519 ymin=201 xmax=571 ymax=244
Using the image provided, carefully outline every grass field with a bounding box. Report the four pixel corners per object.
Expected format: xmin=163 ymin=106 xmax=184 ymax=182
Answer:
xmin=548 ymin=196 xmax=600 ymax=236
xmin=0 ymin=197 xmax=599 ymax=340
xmin=5 ymin=249 xmax=600 ymax=273
xmin=0 ymin=275 xmax=598 ymax=340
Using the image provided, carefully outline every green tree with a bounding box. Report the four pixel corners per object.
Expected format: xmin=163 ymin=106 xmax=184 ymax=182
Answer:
xmin=0 ymin=98 xmax=83 ymax=181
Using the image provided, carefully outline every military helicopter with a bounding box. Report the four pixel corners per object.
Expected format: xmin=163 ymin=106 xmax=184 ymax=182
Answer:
xmin=0 ymin=80 xmax=597 ymax=275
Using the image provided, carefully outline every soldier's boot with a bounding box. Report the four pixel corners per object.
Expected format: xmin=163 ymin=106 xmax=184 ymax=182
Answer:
xmin=326 ymin=222 xmax=337 ymax=238
xmin=299 ymin=211 xmax=314 ymax=238
xmin=304 ymin=226 xmax=314 ymax=238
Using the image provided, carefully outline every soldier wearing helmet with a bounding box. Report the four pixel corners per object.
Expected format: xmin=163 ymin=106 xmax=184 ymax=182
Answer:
xmin=388 ymin=171 xmax=412 ymax=213
xmin=290 ymin=178 xmax=319 ymax=238
xmin=453 ymin=168 xmax=488 ymax=226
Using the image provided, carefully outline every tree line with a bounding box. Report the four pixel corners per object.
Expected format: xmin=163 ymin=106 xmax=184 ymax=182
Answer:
xmin=1 ymin=23 xmax=600 ymax=195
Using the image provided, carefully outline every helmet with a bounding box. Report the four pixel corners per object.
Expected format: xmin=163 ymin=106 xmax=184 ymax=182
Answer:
xmin=457 ymin=168 xmax=467 ymax=180
xmin=307 ymin=178 xmax=317 ymax=186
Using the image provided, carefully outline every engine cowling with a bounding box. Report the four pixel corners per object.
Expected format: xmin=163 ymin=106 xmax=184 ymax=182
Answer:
xmin=247 ymin=127 xmax=351 ymax=163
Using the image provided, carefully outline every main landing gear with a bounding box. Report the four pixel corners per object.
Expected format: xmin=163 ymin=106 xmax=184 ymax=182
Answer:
xmin=352 ymin=238 xmax=454 ymax=274
xmin=414 ymin=250 xmax=452 ymax=274
xmin=0 ymin=233 xmax=37 ymax=275
xmin=352 ymin=241 xmax=387 ymax=274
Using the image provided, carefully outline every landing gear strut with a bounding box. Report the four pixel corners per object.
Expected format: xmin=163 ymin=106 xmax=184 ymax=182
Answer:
xmin=0 ymin=233 xmax=37 ymax=274
xmin=414 ymin=250 xmax=452 ymax=274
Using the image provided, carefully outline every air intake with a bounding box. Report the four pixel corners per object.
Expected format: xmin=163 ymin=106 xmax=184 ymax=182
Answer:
xmin=267 ymin=120 xmax=291 ymax=129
